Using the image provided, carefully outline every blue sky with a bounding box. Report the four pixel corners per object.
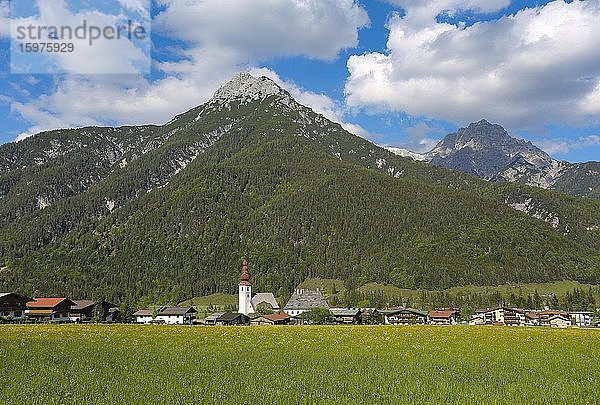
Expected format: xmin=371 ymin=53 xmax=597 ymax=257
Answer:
xmin=1 ymin=0 xmax=599 ymax=162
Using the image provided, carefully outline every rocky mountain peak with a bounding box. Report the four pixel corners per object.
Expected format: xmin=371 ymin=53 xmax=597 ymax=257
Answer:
xmin=211 ymin=72 xmax=287 ymax=104
xmin=425 ymin=119 xmax=554 ymax=179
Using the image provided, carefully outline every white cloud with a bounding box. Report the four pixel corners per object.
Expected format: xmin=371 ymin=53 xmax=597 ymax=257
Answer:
xmin=250 ymin=67 xmax=372 ymax=139
xmin=154 ymin=0 xmax=369 ymax=62
xmin=346 ymin=1 xmax=600 ymax=130
xmin=9 ymin=0 xmax=369 ymax=140
xmin=539 ymin=135 xmax=600 ymax=155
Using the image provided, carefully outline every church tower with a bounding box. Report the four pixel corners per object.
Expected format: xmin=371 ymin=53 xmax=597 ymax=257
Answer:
xmin=238 ymin=260 xmax=254 ymax=315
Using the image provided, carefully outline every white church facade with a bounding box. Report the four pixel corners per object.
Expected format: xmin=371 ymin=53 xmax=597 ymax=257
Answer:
xmin=237 ymin=260 xmax=280 ymax=316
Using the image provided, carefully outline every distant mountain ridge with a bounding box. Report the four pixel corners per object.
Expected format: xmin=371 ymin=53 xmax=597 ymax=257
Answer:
xmin=387 ymin=120 xmax=600 ymax=199
xmin=0 ymin=73 xmax=599 ymax=304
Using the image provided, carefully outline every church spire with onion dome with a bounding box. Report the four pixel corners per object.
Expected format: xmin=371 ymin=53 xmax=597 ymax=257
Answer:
xmin=238 ymin=259 xmax=254 ymax=315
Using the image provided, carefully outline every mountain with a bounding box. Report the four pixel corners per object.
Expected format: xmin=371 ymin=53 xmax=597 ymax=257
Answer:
xmin=0 ymin=73 xmax=599 ymax=304
xmin=391 ymin=119 xmax=600 ymax=199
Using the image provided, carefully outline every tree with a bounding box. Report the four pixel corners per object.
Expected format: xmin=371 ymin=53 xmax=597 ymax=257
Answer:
xmin=363 ymin=310 xmax=383 ymax=325
xmin=256 ymin=302 xmax=274 ymax=315
xmin=300 ymin=308 xmax=332 ymax=325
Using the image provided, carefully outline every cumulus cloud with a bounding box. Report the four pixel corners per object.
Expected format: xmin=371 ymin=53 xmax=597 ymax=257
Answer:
xmin=346 ymin=1 xmax=600 ymax=130
xmin=9 ymin=0 xmax=150 ymax=74
xmin=154 ymin=0 xmax=369 ymax=62
xmin=9 ymin=0 xmax=369 ymax=140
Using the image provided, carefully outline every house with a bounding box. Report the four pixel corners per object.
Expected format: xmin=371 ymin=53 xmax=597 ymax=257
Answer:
xmin=26 ymin=298 xmax=75 ymax=323
xmin=251 ymin=293 xmax=280 ymax=313
xmin=283 ymin=289 xmax=328 ymax=317
xmin=330 ymin=308 xmax=362 ymax=324
xmin=536 ymin=310 xmax=569 ymax=327
xmin=216 ymin=312 xmax=250 ymax=326
xmin=133 ymin=307 xmax=197 ymax=325
xmin=0 ymin=292 xmax=31 ymax=321
xmin=472 ymin=307 xmax=526 ymax=326
xmin=204 ymin=312 xmax=226 ymax=326
xmin=569 ymin=311 xmax=594 ymax=327
xmin=69 ymin=300 xmax=119 ymax=323
xmin=428 ymin=309 xmax=460 ymax=325
xmin=549 ymin=314 xmax=572 ymax=328
xmin=468 ymin=314 xmax=486 ymax=326
xmin=154 ymin=307 xmax=197 ymax=325
xmin=250 ymin=313 xmax=291 ymax=326
xmin=382 ymin=308 xmax=427 ymax=325
xmin=133 ymin=309 xmax=153 ymax=324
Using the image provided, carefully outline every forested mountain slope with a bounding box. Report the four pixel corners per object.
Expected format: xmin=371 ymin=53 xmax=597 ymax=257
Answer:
xmin=0 ymin=73 xmax=598 ymax=304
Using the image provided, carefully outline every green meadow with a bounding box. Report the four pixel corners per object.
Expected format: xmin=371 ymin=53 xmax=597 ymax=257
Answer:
xmin=1 ymin=325 xmax=599 ymax=404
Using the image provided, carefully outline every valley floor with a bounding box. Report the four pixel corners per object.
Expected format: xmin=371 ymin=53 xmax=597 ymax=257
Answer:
xmin=1 ymin=325 xmax=599 ymax=404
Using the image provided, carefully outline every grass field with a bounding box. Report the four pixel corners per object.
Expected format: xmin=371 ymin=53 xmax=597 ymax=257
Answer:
xmin=1 ymin=325 xmax=599 ymax=404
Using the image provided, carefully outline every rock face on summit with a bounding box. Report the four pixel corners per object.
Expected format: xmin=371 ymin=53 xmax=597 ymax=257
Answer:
xmin=426 ymin=120 xmax=554 ymax=180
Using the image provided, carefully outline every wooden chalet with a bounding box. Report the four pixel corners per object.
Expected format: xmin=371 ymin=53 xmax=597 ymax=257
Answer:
xmin=330 ymin=308 xmax=362 ymax=324
xmin=250 ymin=313 xmax=291 ymax=326
xmin=0 ymin=292 xmax=32 ymax=321
xmin=382 ymin=308 xmax=427 ymax=325
xmin=26 ymin=298 xmax=75 ymax=323
xmin=216 ymin=312 xmax=250 ymax=326
xmin=204 ymin=312 xmax=226 ymax=326
xmin=428 ymin=308 xmax=460 ymax=325
xmin=472 ymin=307 xmax=526 ymax=326
xmin=70 ymin=300 xmax=119 ymax=323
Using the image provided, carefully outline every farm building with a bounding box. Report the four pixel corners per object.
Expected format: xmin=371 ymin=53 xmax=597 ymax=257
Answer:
xmin=428 ymin=309 xmax=460 ymax=325
xmin=204 ymin=312 xmax=226 ymax=326
xmin=0 ymin=292 xmax=31 ymax=321
xmin=250 ymin=313 xmax=291 ymax=326
xmin=155 ymin=307 xmax=197 ymax=325
xmin=133 ymin=307 xmax=197 ymax=325
xmin=216 ymin=313 xmax=250 ymax=326
xmin=133 ymin=309 xmax=153 ymax=324
xmin=283 ymin=289 xmax=328 ymax=317
xmin=70 ymin=300 xmax=119 ymax=323
xmin=330 ymin=308 xmax=362 ymax=324
xmin=26 ymin=298 xmax=75 ymax=323
xmin=382 ymin=308 xmax=427 ymax=325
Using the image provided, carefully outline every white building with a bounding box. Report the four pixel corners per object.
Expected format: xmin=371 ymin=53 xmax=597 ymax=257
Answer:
xmin=238 ymin=260 xmax=255 ymax=316
xmin=133 ymin=309 xmax=153 ymax=324
xmin=133 ymin=307 xmax=197 ymax=324
xmin=155 ymin=307 xmax=197 ymax=325
xmin=283 ymin=289 xmax=328 ymax=317
xmin=569 ymin=311 xmax=594 ymax=327
xmin=549 ymin=315 xmax=572 ymax=328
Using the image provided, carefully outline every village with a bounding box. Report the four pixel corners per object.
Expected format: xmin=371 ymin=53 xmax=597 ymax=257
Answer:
xmin=1 ymin=261 xmax=597 ymax=329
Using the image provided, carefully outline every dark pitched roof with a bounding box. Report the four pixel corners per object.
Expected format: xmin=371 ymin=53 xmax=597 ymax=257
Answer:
xmin=218 ymin=312 xmax=247 ymax=322
xmin=0 ymin=292 xmax=31 ymax=302
xmin=157 ymin=307 xmax=197 ymax=316
xmin=330 ymin=308 xmax=361 ymax=317
xmin=71 ymin=300 xmax=118 ymax=311
xmin=284 ymin=289 xmax=328 ymax=310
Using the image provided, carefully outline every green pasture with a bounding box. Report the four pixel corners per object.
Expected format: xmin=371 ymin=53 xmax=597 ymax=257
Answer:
xmin=0 ymin=325 xmax=599 ymax=404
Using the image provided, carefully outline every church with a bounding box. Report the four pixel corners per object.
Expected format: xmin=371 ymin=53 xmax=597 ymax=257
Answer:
xmin=237 ymin=260 xmax=280 ymax=316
